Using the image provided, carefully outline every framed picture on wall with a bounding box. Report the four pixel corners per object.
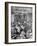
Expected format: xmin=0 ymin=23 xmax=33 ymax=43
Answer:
xmin=5 ymin=2 xmax=36 ymax=44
